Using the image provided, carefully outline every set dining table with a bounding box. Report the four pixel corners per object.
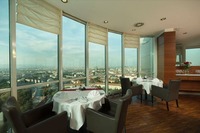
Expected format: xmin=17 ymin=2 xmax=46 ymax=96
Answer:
xmin=52 ymin=87 xmax=105 ymax=131
xmin=132 ymin=77 xmax=163 ymax=100
xmin=134 ymin=77 xmax=163 ymax=94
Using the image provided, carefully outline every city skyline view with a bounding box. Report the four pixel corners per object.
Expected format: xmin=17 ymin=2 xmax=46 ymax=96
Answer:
xmin=0 ymin=0 xmax=138 ymax=95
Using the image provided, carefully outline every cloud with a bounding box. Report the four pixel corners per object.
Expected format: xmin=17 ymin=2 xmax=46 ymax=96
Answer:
xmin=15 ymin=24 xmax=58 ymax=66
xmin=16 ymin=24 xmax=57 ymax=54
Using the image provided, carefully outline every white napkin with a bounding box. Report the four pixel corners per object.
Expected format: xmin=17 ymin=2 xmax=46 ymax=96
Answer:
xmin=152 ymin=78 xmax=159 ymax=82
xmin=158 ymin=80 xmax=163 ymax=87
xmin=152 ymin=78 xmax=163 ymax=87
xmin=87 ymin=90 xmax=100 ymax=99
xmin=136 ymin=77 xmax=143 ymax=84
xmin=78 ymin=97 xmax=88 ymax=103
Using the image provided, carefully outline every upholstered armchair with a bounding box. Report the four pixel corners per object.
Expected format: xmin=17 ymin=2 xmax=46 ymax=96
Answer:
xmin=86 ymin=89 xmax=132 ymax=133
xmin=130 ymin=84 xmax=143 ymax=103
xmin=120 ymin=77 xmax=143 ymax=103
xmin=120 ymin=77 xmax=132 ymax=96
xmin=2 ymin=96 xmax=68 ymax=133
xmin=151 ymin=80 xmax=181 ymax=111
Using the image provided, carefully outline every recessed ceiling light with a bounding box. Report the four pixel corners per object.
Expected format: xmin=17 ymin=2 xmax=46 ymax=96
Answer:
xmin=104 ymin=20 xmax=108 ymax=24
xmin=61 ymin=0 xmax=68 ymax=3
xmin=160 ymin=17 xmax=166 ymax=21
xmin=134 ymin=22 xmax=144 ymax=27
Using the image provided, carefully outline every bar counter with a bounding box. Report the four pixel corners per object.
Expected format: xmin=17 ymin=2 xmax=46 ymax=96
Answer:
xmin=176 ymin=74 xmax=200 ymax=92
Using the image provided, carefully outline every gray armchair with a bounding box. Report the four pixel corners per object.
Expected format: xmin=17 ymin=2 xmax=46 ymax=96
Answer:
xmin=120 ymin=77 xmax=143 ymax=103
xmin=130 ymin=84 xmax=143 ymax=103
xmin=151 ymin=80 xmax=181 ymax=111
xmin=120 ymin=77 xmax=132 ymax=96
xmin=2 ymin=96 xmax=68 ymax=133
xmin=86 ymin=89 xmax=132 ymax=133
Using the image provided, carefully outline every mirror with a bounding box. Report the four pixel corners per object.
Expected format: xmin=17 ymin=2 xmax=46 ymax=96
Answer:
xmin=176 ymin=46 xmax=183 ymax=66
xmin=176 ymin=45 xmax=200 ymax=66
xmin=185 ymin=48 xmax=200 ymax=66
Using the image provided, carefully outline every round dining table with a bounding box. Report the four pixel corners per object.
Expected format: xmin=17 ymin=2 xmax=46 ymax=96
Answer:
xmin=134 ymin=78 xmax=163 ymax=94
xmin=52 ymin=88 xmax=105 ymax=130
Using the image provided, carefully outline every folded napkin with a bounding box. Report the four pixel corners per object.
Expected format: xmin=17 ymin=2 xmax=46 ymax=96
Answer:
xmin=87 ymin=90 xmax=100 ymax=99
xmin=136 ymin=77 xmax=143 ymax=84
xmin=158 ymin=80 xmax=163 ymax=87
xmin=152 ymin=78 xmax=163 ymax=86
xmin=78 ymin=97 xmax=88 ymax=103
xmin=152 ymin=78 xmax=159 ymax=82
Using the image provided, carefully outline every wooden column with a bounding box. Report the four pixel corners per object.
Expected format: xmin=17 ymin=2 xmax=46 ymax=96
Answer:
xmin=157 ymin=31 xmax=176 ymax=84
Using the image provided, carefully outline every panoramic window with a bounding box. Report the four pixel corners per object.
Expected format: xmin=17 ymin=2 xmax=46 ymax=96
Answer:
xmin=0 ymin=0 xmax=11 ymax=132
xmin=140 ymin=37 xmax=154 ymax=77
xmin=89 ymin=42 xmax=105 ymax=89
xmin=176 ymin=54 xmax=182 ymax=66
xmin=16 ymin=24 xmax=58 ymax=86
xmin=0 ymin=0 xmax=10 ymax=89
xmin=62 ymin=16 xmax=86 ymax=89
xmin=17 ymin=83 xmax=58 ymax=111
xmin=186 ymin=48 xmax=200 ymax=66
xmin=124 ymin=48 xmax=138 ymax=79
xmin=108 ymin=32 xmax=122 ymax=93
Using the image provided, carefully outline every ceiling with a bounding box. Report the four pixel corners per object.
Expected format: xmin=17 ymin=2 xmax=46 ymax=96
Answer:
xmin=46 ymin=0 xmax=200 ymax=47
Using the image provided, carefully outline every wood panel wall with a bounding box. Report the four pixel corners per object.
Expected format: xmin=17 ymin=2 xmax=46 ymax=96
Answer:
xmin=157 ymin=32 xmax=200 ymax=92
xmin=157 ymin=35 xmax=164 ymax=80
xmin=157 ymin=31 xmax=176 ymax=84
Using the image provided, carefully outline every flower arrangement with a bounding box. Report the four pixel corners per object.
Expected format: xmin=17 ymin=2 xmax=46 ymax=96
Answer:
xmin=183 ymin=61 xmax=192 ymax=69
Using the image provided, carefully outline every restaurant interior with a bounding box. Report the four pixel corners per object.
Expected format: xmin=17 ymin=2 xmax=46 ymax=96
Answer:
xmin=0 ymin=0 xmax=200 ymax=133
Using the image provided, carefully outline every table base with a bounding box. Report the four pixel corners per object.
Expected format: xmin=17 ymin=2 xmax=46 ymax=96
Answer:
xmin=68 ymin=122 xmax=87 ymax=133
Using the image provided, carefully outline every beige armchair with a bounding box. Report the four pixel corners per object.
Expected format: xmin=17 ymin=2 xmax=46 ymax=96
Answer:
xmin=151 ymin=80 xmax=181 ymax=111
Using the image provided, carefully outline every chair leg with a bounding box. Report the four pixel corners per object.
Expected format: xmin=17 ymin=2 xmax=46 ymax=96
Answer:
xmin=151 ymin=95 xmax=154 ymax=106
xmin=3 ymin=114 xmax=7 ymax=122
xmin=123 ymin=125 xmax=126 ymax=133
xmin=145 ymin=91 xmax=147 ymax=100
xmin=166 ymin=101 xmax=169 ymax=111
xmin=140 ymin=94 xmax=142 ymax=103
xmin=176 ymin=99 xmax=179 ymax=107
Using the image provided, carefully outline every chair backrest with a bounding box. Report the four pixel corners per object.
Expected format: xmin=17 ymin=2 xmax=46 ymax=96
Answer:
xmin=167 ymin=80 xmax=181 ymax=100
xmin=2 ymin=96 xmax=26 ymax=133
xmin=120 ymin=77 xmax=132 ymax=96
xmin=115 ymin=89 xmax=132 ymax=133
xmin=5 ymin=96 xmax=21 ymax=113
xmin=130 ymin=84 xmax=143 ymax=96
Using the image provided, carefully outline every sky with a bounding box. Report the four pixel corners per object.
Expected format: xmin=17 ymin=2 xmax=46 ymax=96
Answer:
xmin=3 ymin=0 xmax=200 ymax=70
xmin=0 ymin=0 xmax=137 ymax=69
xmin=16 ymin=23 xmax=58 ymax=68
xmin=0 ymin=0 xmax=9 ymax=67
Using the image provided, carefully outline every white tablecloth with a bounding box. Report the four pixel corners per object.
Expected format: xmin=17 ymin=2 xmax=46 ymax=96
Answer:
xmin=134 ymin=78 xmax=163 ymax=94
xmin=52 ymin=89 xmax=105 ymax=130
